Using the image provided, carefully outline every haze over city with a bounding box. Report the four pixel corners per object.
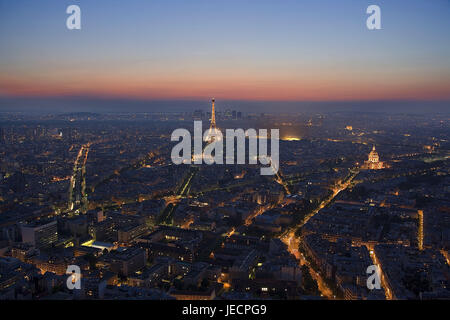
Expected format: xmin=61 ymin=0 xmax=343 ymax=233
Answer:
xmin=0 ymin=0 xmax=449 ymax=306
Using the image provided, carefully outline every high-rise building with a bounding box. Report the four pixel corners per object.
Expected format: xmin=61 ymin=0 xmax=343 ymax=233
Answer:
xmin=21 ymin=220 xmax=58 ymax=249
xmin=193 ymin=109 xmax=204 ymax=120
xmin=418 ymin=210 xmax=424 ymax=251
xmin=0 ymin=127 xmax=5 ymax=143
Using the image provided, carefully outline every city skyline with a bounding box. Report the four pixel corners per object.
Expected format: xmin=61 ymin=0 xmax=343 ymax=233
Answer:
xmin=1 ymin=110 xmax=448 ymax=301
xmin=0 ymin=1 xmax=449 ymax=304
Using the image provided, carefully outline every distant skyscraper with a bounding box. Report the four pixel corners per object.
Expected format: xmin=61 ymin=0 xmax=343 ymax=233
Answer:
xmin=418 ymin=210 xmax=424 ymax=251
xmin=193 ymin=109 xmax=204 ymax=120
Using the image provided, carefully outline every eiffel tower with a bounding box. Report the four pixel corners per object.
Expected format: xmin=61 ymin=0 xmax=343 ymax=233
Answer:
xmin=210 ymin=98 xmax=216 ymax=131
xmin=206 ymin=98 xmax=219 ymax=142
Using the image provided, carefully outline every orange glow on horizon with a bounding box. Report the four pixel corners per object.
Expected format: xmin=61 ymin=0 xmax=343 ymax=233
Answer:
xmin=1 ymin=72 xmax=449 ymax=102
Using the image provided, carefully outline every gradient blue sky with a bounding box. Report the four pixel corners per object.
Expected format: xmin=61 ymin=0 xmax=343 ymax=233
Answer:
xmin=0 ymin=0 xmax=449 ymax=111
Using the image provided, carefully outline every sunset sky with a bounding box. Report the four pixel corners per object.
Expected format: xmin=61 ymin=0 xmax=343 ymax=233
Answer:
xmin=1 ymin=0 xmax=450 ymax=110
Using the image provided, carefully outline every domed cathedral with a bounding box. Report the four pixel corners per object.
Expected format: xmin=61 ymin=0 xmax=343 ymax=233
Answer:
xmin=362 ymin=145 xmax=386 ymax=170
xmin=368 ymin=145 xmax=380 ymax=163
